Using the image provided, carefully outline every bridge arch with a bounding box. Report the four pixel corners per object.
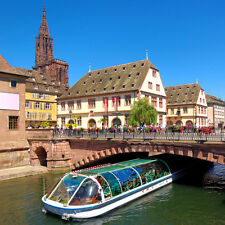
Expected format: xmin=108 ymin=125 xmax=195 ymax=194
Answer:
xmin=35 ymin=146 xmax=47 ymax=167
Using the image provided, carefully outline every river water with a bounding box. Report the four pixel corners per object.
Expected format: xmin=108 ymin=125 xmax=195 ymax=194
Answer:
xmin=0 ymin=159 xmax=224 ymax=225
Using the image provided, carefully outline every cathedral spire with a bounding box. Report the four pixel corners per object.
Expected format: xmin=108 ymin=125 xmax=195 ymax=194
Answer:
xmin=39 ymin=6 xmax=50 ymax=36
xmin=35 ymin=7 xmax=53 ymax=67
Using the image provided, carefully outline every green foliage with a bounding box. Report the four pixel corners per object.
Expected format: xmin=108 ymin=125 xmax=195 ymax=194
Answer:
xmin=41 ymin=121 xmax=50 ymax=128
xmin=127 ymin=97 xmax=158 ymax=126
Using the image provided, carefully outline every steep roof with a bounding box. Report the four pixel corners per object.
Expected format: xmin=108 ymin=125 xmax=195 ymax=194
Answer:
xmin=165 ymin=83 xmax=202 ymax=105
xmin=0 ymin=54 xmax=28 ymax=77
xmin=16 ymin=68 xmax=65 ymax=95
xmin=59 ymin=59 xmax=158 ymax=100
xmin=206 ymin=94 xmax=225 ymax=106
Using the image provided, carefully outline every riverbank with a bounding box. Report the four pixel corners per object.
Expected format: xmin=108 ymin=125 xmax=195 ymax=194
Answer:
xmin=0 ymin=165 xmax=49 ymax=181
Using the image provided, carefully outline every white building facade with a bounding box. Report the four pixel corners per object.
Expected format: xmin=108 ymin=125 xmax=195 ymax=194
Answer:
xmin=57 ymin=59 xmax=167 ymax=129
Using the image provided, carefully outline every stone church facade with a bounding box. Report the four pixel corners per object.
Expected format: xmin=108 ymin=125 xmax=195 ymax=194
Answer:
xmin=33 ymin=7 xmax=69 ymax=88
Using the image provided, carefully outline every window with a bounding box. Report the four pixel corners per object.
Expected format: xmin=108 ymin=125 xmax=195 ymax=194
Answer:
xmin=39 ymin=93 xmax=44 ymax=99
xmin=133 ymin=64 xmax=136 ymax=68
xmin=159 ymin=115 xmax=163 ymax=125
xmin=125 ymin=95 xmax=131 ymax=106
xmin=68 ymin=101 xmax=74 ymax=110
xmin=112 ymin=96 xmax=121 ymax=107
xmin=45 ymin=86 xmax=49 ymax=91
xmin=203 ymin=99 xmax=205 ymax=104
xmin=183 ymin=107 xmax=188 ymax=114
xmin=26 ymin=112 xmax=31 ymax=119
xmin=137 ymin=72 xmax=140 ymax=76
xmin=128 ymin=74 xmax=131 ymax=78
xmin=200 ymin=98 xmax=202 ymax=103
xmin=25 ymin=101 xmax=31 ymax=109
xmin=125 ymin=114 xmax=129 ymax=124
xmin=151 ymin=96 xmax=157 ymax=107
xmin=61 ymin=102 xmax=65 ymax=111
xmin=88 ymin=99 xmax=96 ymax=109
xmin=34 ymin=102 xmax=42 ymax=109
xmin=152 ymin=70 xmax=156 ymax=78
xmin=77 ymin=116 xmax=82 ymax=126
xmin=123 ymin=67 xmax=126 ymax=71
xmin=156 ymin=84 xmax=160 ymax=91
xmin=148 ymin=82 xmax=152 ymax=89
xmin=39 ymin=112 xmax=44 ymax=120
xmin=198 ymin=106 xmax=201 ymax=114
xmin=10 ymin=80 xmax=17 ymax=87
xmin=122 ymin=85 xmax=125 ymax=89
xmin=44 ymin=94 xmax=50 ymax=100
xmin=159 ymin=98 xmax=163 ymax=108
xmin=171 ymin=108 xmax=174 ymax=115
xmin=77 ymin=100 xmax=81 ymax=110
xmin=201 ymin=107 xmax=203 ymax=114
xmin=9 ymin=116 xmax=18 ymax=129
xmin=46 ymin=113 xmax=52 ymax=120
xmin=44 ymin=103 xmax=51 ymax=110
xmin=31 ymin=112 xmax=37 ymax=120
xmin=61 ymin=117 xmax=65 ymax=126
xmin=34 ymin=84 xmax=38 ymax=89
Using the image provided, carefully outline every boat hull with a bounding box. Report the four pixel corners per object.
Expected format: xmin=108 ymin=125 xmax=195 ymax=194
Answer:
xmin=42 ymin=175 xmax=172 ymax=220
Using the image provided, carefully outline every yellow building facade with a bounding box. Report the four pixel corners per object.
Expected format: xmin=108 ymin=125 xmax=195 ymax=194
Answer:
xmin=17 ymin=68 xmax=65 ymax=128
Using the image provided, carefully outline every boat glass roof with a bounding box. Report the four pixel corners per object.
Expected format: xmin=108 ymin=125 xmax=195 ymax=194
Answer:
xmin=79 ymin=158 xmax=156 ymax=176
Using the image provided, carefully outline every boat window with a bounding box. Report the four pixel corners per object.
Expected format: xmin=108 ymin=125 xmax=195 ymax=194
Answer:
xmin=133 ymin=160 xmax=170 ymax=184
xmin=112 ymin=168 xmax=141 ymax=192
xmin=49 ymin=174 xmax=85 ymax=204
xmin=97 ymin=175 xmax=112 ymax=198
xmin=70 ymin=178 xmax=102 ymax=205
xmin=100 ymin=172 xmax=122 ymax=197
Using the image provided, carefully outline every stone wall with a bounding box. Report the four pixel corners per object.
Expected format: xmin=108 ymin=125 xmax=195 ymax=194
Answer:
xmin=0 ymin=149 xmax=30 ymax=169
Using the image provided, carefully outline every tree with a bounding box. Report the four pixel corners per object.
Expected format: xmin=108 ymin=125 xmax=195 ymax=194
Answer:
xmin=127 ymin=97 xmax=157 ymax=126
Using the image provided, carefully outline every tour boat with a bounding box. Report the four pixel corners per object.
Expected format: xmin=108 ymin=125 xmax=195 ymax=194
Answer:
xmin=42 ymin=158 xmax=173 ymax=220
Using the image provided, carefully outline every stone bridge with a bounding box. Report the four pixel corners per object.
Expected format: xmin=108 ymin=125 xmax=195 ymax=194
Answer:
xmin=27 ymin=138 xmax=225 ymax=170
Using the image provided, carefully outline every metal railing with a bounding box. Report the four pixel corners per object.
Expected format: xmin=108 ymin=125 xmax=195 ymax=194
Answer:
xmin=53 ymin=130 xmax=225 ymax=143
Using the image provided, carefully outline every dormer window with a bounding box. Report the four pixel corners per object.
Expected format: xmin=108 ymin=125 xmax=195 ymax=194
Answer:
xmin=97 ymin=72 xmax=100 ymax=75
xmin=114 ymin=68 xmax=117 ymax=72
xmin=123 ymin=85 xmax=125 ymax=89
xmin=68 ymin=92 xmax=71 ymax=96
xmin=173 ymin=88 xmax=175 ymax=91
xmin=92 ymin=80 xmax=95 ymax=84
xmin=89 ymin=73 xmax=92 ymax=77
xmin=128 ymin=74 xmax=131 ymax=78
xmin=104 ymin=88 xmax=106 ymax=91
xmin=152 ymin=70 xmax=156 ymax=77
xmin=131 ymin=84 xmax=134 ymax=88
xmin=171 ymin=94 xmax=173 ymax=97
xmin=141 ymin=63 xmax=144 ymax=67
xmin=83 ymin=82 xmax=86 ymax=85
xmin=76 ymin=91 xmax=79 ymax=95
xmin=100 ymin=79 xmax=102 ymax=83
xmin=133 ymin=64 xmax=136 ymax=68
xmin=123 ymin=67 xmax=126 ymax=71
xmin=192 ymin=92 xmax=194 ymax=95
xmin=105 ymin=70 xmax=107 ymax=73
xmin=112 ymin=87 xmax=115 ymax=90
xmin=93 ymin=89 xmax=96 ymax=93
xmin=137 ymin=72 xmax=140 ymax=76
xmin=46 ymin=86 xmax=49 ymax=91
xmin=110 ymin=77 xmax=112 ymax=81
xmin=118 ymin=76 xmax=120 ymax=80
xmin=86 ymin=90 xmax=88 ymax=94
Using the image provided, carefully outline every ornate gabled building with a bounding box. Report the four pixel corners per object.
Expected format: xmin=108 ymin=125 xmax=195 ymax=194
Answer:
xmin=165 ymin=83 xmax=208 ymax=127
xmin=57 ymin=59 xmax=167 ymax=129
xmin=16 ymin=67 xmax=65 ymax=128
xmin=33 ymin=7 xmax=69 ymax=88
xmin=206 ymin=94 xmax=225 ymax=128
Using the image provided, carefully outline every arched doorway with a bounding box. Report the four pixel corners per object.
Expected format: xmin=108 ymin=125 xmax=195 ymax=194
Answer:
xmin=68 ymin=119 xmax=74 ymax=124
xmin=186 ymin=120 xmax=193 ymax=127
xmin=112 ymin=118 xmax=121 ymax=127
xmin=167 ymin=121 xmax=173 ymax=127
xmin=176 ymin=120 xmax=182 ymax=126
xmin=88 ymin=119 xmax=96 ymax=128
xmin=35 ymin=147 xmax=47 ymax=167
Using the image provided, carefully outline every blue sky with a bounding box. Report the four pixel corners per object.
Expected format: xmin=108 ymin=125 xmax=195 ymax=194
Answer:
xmin=1 ymin=0 xmax=225 ymax=99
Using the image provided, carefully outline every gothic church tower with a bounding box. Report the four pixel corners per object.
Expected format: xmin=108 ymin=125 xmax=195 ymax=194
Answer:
xmin=33 ymin=7 xmax=69 ymax=88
